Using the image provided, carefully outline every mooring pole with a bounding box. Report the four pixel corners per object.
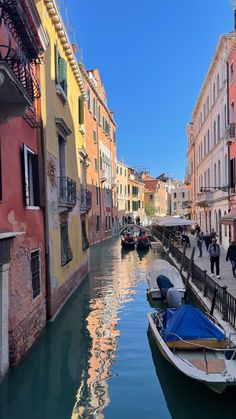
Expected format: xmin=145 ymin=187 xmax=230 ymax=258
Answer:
xmin=210 ymin=285 xmax=218 ymax=316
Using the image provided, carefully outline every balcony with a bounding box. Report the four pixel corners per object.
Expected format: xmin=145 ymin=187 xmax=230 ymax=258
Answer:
xmin=184 ymin=173 xmax=191 ymax=185
xmin=225 ymin=123 xmax=235 ymax=144
xmin=80 ymin=187 xmax=92 ymax=213
xmin=58 ymin=177 xmax=76 ymax=209
xmin=0 ymin=0 xmax=44 ymax=122
xmin=196 ymin=191 xmax=213 ymax=207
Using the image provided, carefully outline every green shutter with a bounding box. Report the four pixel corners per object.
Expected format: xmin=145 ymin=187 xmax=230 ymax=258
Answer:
xmin=58 ymin=57 xmax=67 ymax=94
xmin=54 ymin=43 xmax=59 ymax=83
xmin=79 ymin=95 xmax=84 ymax=124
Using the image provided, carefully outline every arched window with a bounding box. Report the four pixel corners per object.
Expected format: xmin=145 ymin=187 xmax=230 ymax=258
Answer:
xmin=218 ymin=160 xmax=221 ymax=186
xmin=217 ymin=114 xmax=220 ymax=141
xmin=213 ymin=120 xmax=216 ymax=145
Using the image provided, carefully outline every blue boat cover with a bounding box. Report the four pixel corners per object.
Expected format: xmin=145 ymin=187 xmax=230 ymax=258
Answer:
xmin=156 ymin=275 xmax=174 ymax=298
xmin=162 ymin=305 xmax=225 ymax=342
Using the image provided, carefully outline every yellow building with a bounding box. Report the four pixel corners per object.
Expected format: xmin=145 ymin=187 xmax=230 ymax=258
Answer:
xmin=36 ymin=0 xmax=90 ymax=318
xmin=127 ymin=167 xmax=145 ymax=223
xmin=116 ymin=160 xmax=128 ymax=224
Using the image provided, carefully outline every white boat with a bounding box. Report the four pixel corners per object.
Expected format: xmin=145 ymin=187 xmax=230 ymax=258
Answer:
xmin=146 ymin=259 xmax=185 ymax=300
xmin=148 ymin=305 xmax=236 ymax=393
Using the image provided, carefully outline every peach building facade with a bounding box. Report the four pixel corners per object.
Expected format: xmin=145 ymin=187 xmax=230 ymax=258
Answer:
xmin=186 ymin=34 xmax=236 ymax=249
xmin=81 ymin=67 xmax=118 ymax=244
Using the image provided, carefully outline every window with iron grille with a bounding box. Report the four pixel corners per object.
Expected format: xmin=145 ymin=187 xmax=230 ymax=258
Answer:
xmin=31 ymin=250 xmax=41 ymax=299
xmin=96 ymin=215 xmax=100 ymax=232
xmin=60 ymin=222 xmax=73 ymax=266
xmin=81 ymin=220 xmax=89 ymax=251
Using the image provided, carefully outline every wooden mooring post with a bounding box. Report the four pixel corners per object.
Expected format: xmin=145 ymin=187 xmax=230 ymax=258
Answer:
xmin=222 ymin=285 xmax=228 ymax=321
xmin=186 ymin=247 xmax=195 ymax=284
xmin=180 ymin=242 xmax=187 ymax=275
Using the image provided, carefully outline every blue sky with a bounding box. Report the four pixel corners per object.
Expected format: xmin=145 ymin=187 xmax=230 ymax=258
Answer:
xmin=61 ymin=0 xmax=233 ymax=179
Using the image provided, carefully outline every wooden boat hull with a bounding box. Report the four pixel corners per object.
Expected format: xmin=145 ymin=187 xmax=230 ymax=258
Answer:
xmin=148 ymin=312 xmax=236 ymax=394
xmin=121 ymin=240 xmax=135 ymax=249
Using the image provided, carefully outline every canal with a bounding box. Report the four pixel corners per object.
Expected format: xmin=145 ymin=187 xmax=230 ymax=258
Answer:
xmin=0 ymin=238 xmax=235 ymax=419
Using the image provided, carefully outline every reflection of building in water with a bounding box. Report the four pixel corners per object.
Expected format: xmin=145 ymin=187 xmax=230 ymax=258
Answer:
xmin=72 ymin=257 xmax=138 ymax=418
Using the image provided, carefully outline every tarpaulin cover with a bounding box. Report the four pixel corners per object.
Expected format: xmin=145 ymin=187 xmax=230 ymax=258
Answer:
xmin=156 ymin=275 xmax=174 ymax=298
xmin=162 ymin=305 xmax=225 ymax=342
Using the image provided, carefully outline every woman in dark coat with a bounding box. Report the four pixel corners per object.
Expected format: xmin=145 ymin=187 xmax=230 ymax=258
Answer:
xmin=226 ymin=241 xmax=236 ymax=278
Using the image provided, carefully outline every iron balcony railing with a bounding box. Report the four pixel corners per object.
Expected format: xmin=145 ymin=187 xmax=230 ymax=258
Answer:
xmin=225 ymin=123 xmax=235 ymax=142
xmin=58 ymin=177 xmax=76 ymax=207
xmin=0 ymin=1 xmax=41 ymax=101
xmin=80 ymin=187 xmax=92 ymax=213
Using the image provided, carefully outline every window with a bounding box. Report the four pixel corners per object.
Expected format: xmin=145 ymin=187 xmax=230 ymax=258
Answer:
xmin=213 ymin=120 xmax=216 ymax=145
xmin=217 ymin=74 xmax=220 ymax=94
xmin=173 ymin=192 xmax=177 ymax=198
xmin=116 ymin=166 xmax=118 ymax=174
xmin=87 ymin=89 xmax=91 ymax=110
xmin=214 ymin=163 xmax=217 ymax=188
xmin=213 ymin=82 xmax=216 ymax=102
xmin=207 ymin=130 xmax=210 ymax=152
xmin=218 ymin=161 xmax=221 ymax=186
xmin=124 ymin=169 xmax=126 ymax=177
xmin=60 ymin=222 xmax=73 ymax=266
xmin=93 ymin=97 xmax=96 ymax=117
xmin=132 ymin=201 xmax=138 ymax=211
xmin=224 ymin=104 xmax=227 ymax=129
xmin=78 ymin=95 xmax=84 ymax=124
xmin=182 ymin=192 xmax=185 ymax=198
xmin=23 ymin=145 xmax=40 ymax=207
xmin=81 ymin=220 xmax=89 ymax=251
xmin=120 ymin=167 xmax=122 ymax=175
xmin=128 ymin=184 xmax=130 ymax=194
xmin=230 ymin=63 xmax=234 ymax=84
xmin=173 ymin=202 xmax=177 ymax=210
xmin=55 ymin=44 xmax=67 ymax=96
xmin=230 ymin=102 xmax=235 ymax=123
xmin=120 ymin=184 xmax=122 ymax=194
xmin=113 ymin=129 xmax=116 ymax=144
xmin=125 ymin=185 xmax=127 ymax=194
xmin=94 ymin=157 xmax=98 ymax=172
xmin=96 ymin=216 xmax=100 ymax=232
xmin=93 ymin=130 xmax=97 ymax=144
xmin=217 ymin=114 xmax=220 ymax=141
xmin=225 ymin=154 xmax=228 ymax=186
xmin=96 ymin=186 xmax=99 ymax=205
xmin=98 ymin=105 xmax=101 ymax=124
xmin=230 ymin=158 xmax=235 ymax=188
xmin=149 ymin=194 xmax=153 ymax=200
xmin=128 ymin=200 xmax=130 ymax=211
xmin=31 ymin=250 xmax=41 ymax=299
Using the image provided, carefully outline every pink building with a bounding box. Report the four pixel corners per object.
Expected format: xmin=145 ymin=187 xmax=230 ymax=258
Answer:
xmin=0 ymin=1 xmax=48 ymax=374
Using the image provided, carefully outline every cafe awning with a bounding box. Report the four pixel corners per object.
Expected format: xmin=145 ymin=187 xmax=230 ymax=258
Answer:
xmin=219 ymin=210 xmax=236 ymax=226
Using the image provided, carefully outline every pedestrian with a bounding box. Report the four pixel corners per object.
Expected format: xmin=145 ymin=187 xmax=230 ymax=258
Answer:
xmin=197 ymin=232 xmax=203 ymax=257
xmin=195 ymin=224 xmax=200 ymax=236
xmin=210 ymin=228 xmax=217 ymax=240
xmin=226 ymin=241 xmax=236 ymax=278
xmin=204 ymin=232 xmax=211 ymax=251
xmin=208 ymin=238 xmax=221 ymax=279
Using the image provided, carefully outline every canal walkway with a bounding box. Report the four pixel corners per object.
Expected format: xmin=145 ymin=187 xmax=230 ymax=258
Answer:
xmin=177 ymin=236 xmax=236 ymax=298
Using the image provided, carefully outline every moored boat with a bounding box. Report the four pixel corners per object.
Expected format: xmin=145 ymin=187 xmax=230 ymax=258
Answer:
xmin=136 ymin=234 xmax=150 ymax=250
xmin=146 ymin=259 xmax=185 ymax=300
xmin=121 ymin=234 xmax=135 ymax=249
xmin=148 ymin=305 xmax=236 ymax=393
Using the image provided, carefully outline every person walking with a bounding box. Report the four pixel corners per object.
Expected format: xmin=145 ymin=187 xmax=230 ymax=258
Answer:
xmin=208 ymin=238 xmax=221 ymax=279
xmin=196 ymin=232 xmax=203 ymax=257
xmin=226 ymin=241 xmax=236 ymax=278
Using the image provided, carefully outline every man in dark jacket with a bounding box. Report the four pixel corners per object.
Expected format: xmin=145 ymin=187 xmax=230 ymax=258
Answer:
xmin=208 ymin=238 xmax=221 ymax=279
xmin=226 ymin=242 xmax=236 ymax=278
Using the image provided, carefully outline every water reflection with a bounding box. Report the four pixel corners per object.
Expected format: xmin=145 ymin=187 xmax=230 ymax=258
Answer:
xmin=72 ymin=240 xmax=144 ymax=418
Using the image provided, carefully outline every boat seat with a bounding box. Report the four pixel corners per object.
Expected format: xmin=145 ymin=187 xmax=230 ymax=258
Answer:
xmin=167 ymin=339 xmax=227 ymax=350
xmin=189 ymin=359 xmax=226 ymax=374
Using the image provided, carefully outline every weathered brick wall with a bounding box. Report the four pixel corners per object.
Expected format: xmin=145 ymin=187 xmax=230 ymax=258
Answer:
xmin=9 ymin=301 xmax=46 ymax=365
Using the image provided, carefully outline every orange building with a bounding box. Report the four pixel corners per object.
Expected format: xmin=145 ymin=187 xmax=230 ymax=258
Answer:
xmin=80 ymin=66 xmax=118 ymax=244
xmin=143 ymin=174 xmax=167 ymax=217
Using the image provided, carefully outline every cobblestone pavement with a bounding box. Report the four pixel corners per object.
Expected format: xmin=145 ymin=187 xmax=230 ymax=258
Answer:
xmin=178 ymin=236 xmax=236 ymax=298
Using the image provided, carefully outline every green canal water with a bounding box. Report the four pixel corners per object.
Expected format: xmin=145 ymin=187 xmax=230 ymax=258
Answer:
xmin=0 ymin=238 xmax=236 ymax=419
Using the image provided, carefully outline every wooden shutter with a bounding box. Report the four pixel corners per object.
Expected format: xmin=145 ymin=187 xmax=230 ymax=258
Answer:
xmin=22 ymin=144 xmax=30 ymax=206
xmin=31 ymin=153 xmax=40 ymax=206
xmin=58 ymin=57 xmax=67 ymax=94
xmin=79 ymin=95 xmax=84 ymax=124
xmin=54 ymin=43 xmax=59 ymax=83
